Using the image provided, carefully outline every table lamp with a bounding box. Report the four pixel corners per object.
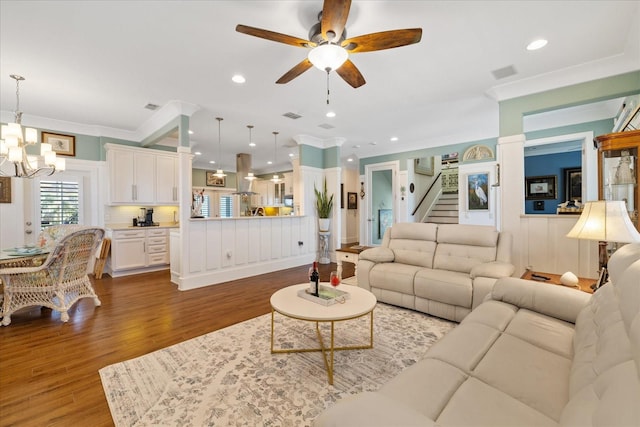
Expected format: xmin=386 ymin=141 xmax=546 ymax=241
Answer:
xmin=566 ymin=200 xmax=640 ymax=290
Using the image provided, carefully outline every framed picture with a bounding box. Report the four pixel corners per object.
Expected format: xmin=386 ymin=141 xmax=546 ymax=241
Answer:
xmin=0 ymin=177 xmax=11 ymax=203
xmin=564 ymin=168 xmax=582 ymax=202
xmin=378 ymin=209 xmax=392 ymax=239
xmin=525 ymin=175 xmax=557 ymax=200
xmin=206 ymin=171 xmax=226 ymax=187
xmin=347 ymin=192 xmax=358 ymax=209
xmin=42 ymin=132 xmax=75 ymax=156
xmin=467 ymin=172 xmax=489 ymax=210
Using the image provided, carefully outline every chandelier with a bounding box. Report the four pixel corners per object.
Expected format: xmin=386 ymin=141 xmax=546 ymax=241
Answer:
xmin=0 ymin=74 xmax=65 ymax=178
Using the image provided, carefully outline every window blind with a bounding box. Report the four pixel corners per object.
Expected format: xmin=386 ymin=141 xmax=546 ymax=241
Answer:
xmin=40 ymin=180 xmax=79 ymax=228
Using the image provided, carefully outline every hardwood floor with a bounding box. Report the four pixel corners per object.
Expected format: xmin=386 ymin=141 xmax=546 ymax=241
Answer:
xmin=0 ymin=262 xmax=355 ymax=427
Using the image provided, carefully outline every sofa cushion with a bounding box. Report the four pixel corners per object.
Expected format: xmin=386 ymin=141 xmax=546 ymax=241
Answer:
xmin=474 ymin=333 xmax=572 ymax=421
xmin=424 ymin=321 xmax=500 ymax=373
xmin=436 ymin=377 xmax=558 ymax=427
xmin=415 ymin=269 xmax=472 ymax=308
xmin=388 ymin=223 xmax=437 ymax=268
xmin=379 ymin=358 xmax=467 ymax=421
xmin=312 ymin=391 xmax=434 ymax=427
xmin=433 ymin=243 xmax=497 ymax=274
xmin=433 ymin=224 xmax=499 ymax=273
xmin=370 ymin=263 xmax=422 ymax=294
xmin=504 ymin=309 xmax=575 ymax=359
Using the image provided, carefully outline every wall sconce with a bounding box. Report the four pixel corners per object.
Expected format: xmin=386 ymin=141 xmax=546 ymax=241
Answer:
xmin=360 ymin=182 xmax=365 ymax=199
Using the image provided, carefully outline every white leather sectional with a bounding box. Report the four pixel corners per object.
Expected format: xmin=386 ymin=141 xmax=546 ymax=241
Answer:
xmin=357 ymin=223 xmax=515 ymax=322
xmin=313 ymin=243 xmax=640 ymax=426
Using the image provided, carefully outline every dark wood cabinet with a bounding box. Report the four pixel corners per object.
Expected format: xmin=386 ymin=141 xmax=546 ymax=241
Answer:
xmin=595 ymin=129 xmax=640 ymax=231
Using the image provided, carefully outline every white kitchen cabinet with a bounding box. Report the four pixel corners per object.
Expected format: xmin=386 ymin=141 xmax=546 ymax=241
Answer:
xmin=155 ymin=155 xmax=178 ymax=205
xmin=106 ymin=143 xmax=178 ymax=206
xmin=283 ymin=172 xmax=293 ymax=195
xmin=108 ymin=227 xmax=171 ymax=276
xmin=109 ymin=229 xmax=147 ymax=271
xmin=107 ymin=147 xmax=155 ymax=204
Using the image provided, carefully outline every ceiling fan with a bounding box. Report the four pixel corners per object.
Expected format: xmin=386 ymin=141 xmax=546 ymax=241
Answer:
xmin=236 ymin=0 xmax=422 ymax=88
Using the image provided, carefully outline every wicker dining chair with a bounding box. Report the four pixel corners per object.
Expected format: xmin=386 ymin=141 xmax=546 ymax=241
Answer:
xmin=0 ymin=227 xmax=105 ymax=326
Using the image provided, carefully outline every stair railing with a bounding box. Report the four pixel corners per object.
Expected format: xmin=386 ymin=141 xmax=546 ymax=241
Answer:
xmin=411 ymin=171 xmax=443 ymax=217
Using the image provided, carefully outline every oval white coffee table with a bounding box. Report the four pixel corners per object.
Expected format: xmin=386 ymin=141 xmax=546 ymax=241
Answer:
xmin=270 ymin=283 xmax=377 ymax=385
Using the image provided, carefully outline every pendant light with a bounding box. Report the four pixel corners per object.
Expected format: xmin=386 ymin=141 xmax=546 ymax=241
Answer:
xmin=244 ymin=125 xmax=256 ymax=181
xmin=271 ymin=131 xmax=281 ymax=183
xmin=213 ymin=117 xmax=226 ymax=178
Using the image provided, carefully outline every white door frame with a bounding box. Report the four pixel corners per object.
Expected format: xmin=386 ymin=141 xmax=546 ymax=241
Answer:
xmin=363 ymin=161 xmax=399 ymax=246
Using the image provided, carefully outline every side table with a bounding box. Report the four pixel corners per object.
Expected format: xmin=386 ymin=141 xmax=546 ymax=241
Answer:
xmin=520 ymin=269 xmax=594 ymax=294
xmin=335 ymin=246 xmax=371 ymax=285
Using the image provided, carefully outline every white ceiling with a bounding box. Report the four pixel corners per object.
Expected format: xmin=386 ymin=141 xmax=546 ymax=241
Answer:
xmin=1 ymin=1 xmax=638 ymax=173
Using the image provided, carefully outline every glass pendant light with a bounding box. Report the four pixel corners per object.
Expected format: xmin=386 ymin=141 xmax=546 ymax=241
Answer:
xmin=244 ymin=125 xmax=256 ymax=181
xmin=271 ymin=131 xmax=281 ymax=183
xmin=213 ymin=117 xmax=226 ymax=178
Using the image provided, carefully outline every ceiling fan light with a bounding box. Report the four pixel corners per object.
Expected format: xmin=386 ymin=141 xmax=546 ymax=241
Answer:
xmin=308 ymin=44 xmax=348 ymax=71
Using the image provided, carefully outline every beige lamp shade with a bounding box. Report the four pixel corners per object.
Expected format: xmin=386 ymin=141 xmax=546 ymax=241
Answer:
xmin=566 ymin=201 xmax=640 ymax=243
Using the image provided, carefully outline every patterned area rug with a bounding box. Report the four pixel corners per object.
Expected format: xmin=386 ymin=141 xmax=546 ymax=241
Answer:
xmin=100 ymin=302 xmax=455 ymax=426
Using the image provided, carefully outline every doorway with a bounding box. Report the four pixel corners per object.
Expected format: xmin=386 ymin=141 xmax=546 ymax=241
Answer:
xmin=365 ymin=161 xmax=398 ymax=245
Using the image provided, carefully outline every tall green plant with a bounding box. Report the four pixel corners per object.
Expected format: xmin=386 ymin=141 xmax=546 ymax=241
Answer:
xmin=314 ymin=179 xmax=334 ymax=218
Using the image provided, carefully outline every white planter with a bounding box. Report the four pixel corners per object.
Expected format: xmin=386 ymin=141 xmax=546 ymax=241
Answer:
xmin=318 ymin=218 xmax=331 ymax=232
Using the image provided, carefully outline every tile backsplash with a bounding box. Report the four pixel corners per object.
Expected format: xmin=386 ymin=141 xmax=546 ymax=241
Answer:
xmin=106 ymin=206 xmax=179 ymax=225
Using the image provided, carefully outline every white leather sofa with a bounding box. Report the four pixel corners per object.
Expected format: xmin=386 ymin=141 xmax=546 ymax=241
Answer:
xmin=357 ymin=223 xmax=514 ymax=321
xmin=313 ymin=243 xmax=640 ymax=427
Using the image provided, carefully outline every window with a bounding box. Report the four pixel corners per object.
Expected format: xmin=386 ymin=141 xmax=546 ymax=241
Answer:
xmin=40 ymin=180 xmax=79 ymax=228
xmin=220 ymin=195 xmax=232 ymax=218
xmin=201 ymin=195 xmax=210 ymax=218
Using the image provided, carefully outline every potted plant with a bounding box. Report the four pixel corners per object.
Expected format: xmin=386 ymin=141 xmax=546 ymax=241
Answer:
xmin=314 ymin=178 xmax=334 ymax=232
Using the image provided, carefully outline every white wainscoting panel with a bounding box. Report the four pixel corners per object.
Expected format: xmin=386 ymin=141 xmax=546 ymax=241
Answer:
xmin=175 ymin=216 xmax=315 ymax=290
xmin=519 ymin=215 xmax=598 ymax=279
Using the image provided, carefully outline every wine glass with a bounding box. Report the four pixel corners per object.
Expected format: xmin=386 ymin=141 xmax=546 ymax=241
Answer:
xmin=330 ymin=271 xmax=341 ymax=288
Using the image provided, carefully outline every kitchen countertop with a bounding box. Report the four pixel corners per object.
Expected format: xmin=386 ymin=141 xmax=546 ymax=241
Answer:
xmin=105 ymin=223 xmax=180 ymax=231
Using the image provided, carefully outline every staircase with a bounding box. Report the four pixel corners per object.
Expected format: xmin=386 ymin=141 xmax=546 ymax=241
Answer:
xmin=425 ymin=193 xmax=459 ymax=224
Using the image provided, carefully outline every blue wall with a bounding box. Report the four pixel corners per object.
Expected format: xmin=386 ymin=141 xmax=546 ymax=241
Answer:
xmin=524 ymin=151 xmax=581 ymax=214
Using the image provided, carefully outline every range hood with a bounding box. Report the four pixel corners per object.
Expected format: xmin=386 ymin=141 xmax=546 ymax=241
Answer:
xmin=233 ymin=153 xmax=257 ymax=195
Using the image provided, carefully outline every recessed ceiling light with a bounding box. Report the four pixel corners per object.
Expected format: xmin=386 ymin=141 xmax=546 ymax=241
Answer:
xmin=390 ymin=136 xmax=398 ymax=142
xmin=194 ymin=151 xmax=202 ymax=155
xmin=370 ymin=142 xmax=377 ymax=146
xmin=232 ymin=74 xmax=246 ymax=83
xmin=188 ymin=130 xmax=194 ymax=135
xmin=268 ymin=160 xmax=273 ymax=165
xmin=209 ymin=160 xmax=216 ymax=164
xmin=347 ymin=157 xmax=353 ymax=162
xmin=288 ymin=153 xmax=294 ymax=157
xmin=526 ymin=39 xmax=548 ymax=51
xmin=326 ymin=111 xmax=336 ymax=118
xmin=249 ymin=142 xmax=256 ymax=147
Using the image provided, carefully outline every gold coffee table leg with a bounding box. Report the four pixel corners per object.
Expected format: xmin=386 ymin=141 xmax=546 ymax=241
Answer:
xmin=271 ymin=310 xmax=374 ymax=385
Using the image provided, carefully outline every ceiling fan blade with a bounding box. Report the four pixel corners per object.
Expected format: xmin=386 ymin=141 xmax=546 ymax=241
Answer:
xmin=342 ymin=28 xmax=422 ymax=53
xmin=321 ymin=0 xmax=352 ymax=42
xmin=276 ymin=59 xmax=314 ymax=84
xmin=236 ymin=24 xmax=314 ymax=48
xmin=336 ymin=60 xmax=366 ymax=88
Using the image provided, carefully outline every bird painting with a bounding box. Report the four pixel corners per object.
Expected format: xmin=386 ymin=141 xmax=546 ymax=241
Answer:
xmin=468 ymin=173 xmax=489 ymax=210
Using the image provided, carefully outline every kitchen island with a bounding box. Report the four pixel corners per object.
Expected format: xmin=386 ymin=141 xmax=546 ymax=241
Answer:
xmin=170 ymin=215 xmax=316 ymax=290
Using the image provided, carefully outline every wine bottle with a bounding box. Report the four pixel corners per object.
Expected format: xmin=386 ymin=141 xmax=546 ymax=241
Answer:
xmin=310 ymin=261 xmax=319 ymax=297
